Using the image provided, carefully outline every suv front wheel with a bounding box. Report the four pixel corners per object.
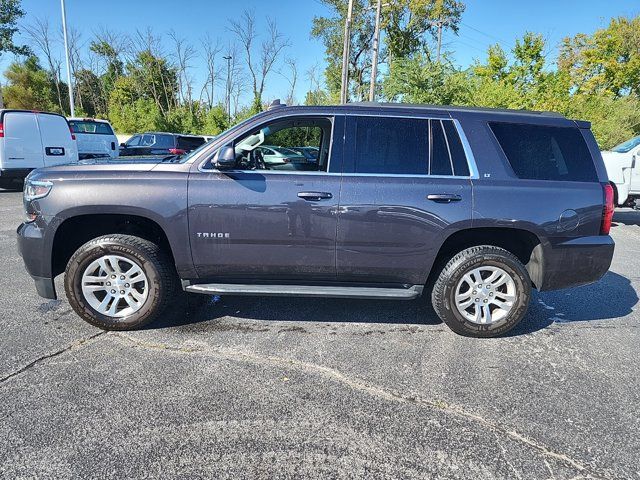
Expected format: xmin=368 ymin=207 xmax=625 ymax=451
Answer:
xmin=432 ymin=246 xmax=531 ymax=337
xmin=64 ymin=234 xmax=176 ymax=330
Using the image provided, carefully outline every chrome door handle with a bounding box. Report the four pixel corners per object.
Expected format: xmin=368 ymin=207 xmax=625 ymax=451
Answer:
xmin=298 ymin=192 xmax=333 ymax=201
xmin=427 ymin=194 xmax=462 ymax=203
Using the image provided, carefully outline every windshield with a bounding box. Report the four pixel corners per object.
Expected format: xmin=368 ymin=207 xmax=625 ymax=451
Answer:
xmin=612 ymin=136 xmax=640 ymax=153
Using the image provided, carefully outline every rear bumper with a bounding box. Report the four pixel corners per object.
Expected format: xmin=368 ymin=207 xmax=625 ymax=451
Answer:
xmin=537 ymin=235 xmax=615 ymax=291
xmin=17 ymin=220 xmax=57 ymax=299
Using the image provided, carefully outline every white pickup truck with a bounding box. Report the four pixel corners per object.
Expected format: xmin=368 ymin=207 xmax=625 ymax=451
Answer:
xmin=601 ymin=136 xmax=640 ymax=207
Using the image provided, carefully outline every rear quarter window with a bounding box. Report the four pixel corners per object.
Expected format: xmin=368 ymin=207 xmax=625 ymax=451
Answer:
xmin=489 ymin=122 xmax=597 ymax=182
xmin=177 ymin=136 xmax=206 ymax=150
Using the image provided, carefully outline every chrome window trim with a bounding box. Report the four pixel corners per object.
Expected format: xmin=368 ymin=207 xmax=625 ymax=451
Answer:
xmin=196 ymin=110 xmax=479 ymax=180
xmin=452 ymin=118 xmax=479 ymax=179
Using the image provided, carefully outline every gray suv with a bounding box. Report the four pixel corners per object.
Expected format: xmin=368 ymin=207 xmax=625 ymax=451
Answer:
xmin=17 ymin=103 xmax=615 ymax=337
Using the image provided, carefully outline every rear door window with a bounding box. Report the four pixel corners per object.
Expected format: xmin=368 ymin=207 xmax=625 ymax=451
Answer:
xmin=489 ymin=122 xmax=598 ymax=182
xmin=345 ymin=116 xmax=470 ymax=176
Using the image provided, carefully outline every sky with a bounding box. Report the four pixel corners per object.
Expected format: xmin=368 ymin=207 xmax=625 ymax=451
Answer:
xmin=11 ymin=0 xmax=640 ymax=105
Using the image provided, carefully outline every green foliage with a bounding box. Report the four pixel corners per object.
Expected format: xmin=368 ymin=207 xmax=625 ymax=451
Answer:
xmin=559 ymin=16 xmax=640 ymax=97
xmin=0 ymin=0 xmax=30 ymax=57
xmin=385 ymin=0 xmax=465 ymax=60
xmin=384 ymin=55 xmax=471 ymax=104
xmin=3 ymin=56 xmax=58 ymax=111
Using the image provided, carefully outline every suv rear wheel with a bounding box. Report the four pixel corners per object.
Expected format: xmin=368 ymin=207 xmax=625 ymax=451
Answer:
xmin=64 ymin=234 xmax=176 ymax=330
xmin=432 ymin=246 xmax=531 ymax=337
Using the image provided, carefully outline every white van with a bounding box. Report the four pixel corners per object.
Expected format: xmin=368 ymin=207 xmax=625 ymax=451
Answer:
xmin=601 ymin=136 xmax=640 ymax=206
xmin=0 ymin=110 xmax=79 ymax=189
xmin=68 ymin=117 xmax=119 ymax=160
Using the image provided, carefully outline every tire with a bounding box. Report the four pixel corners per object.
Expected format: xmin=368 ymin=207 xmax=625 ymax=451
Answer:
xmin=0 ymin=178 xmax=22 ymax=191
xmin=64 ymin=234 xmax=177 ymax=330
xmin=431 ymin=246 xmax=531 ymax=338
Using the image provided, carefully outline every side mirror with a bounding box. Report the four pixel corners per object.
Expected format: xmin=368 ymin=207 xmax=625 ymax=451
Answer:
xmin=119 ymin=143 xmax=126 ymax=148
xmin=215 ymin=145 xmax=236 ymax=169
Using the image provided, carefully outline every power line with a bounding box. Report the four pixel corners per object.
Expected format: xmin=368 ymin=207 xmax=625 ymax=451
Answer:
xmin=460 ymin=22 xmax=514 ymax=51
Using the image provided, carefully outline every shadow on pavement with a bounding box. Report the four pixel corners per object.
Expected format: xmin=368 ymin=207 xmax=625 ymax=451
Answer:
xmin=152 ymin=271 xmax=637 ymax=336
xmin=509 ymin=271 xmax=638 ymax=335
xmin=612 ymin=209 xmax=640 ymax=227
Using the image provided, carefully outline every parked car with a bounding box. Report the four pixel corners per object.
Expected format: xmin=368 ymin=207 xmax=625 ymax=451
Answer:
xmin=601 ymin=135 xmax=640 ymax=206
xmin=68 ymin=118 xmax=119 ymax=160
xmin=119 ymin=132 xmax=206 ymax=157
xmin=255 ymin=145 xmax=308 ymax=169
xmin=17 ymin=102 xmax=614 ymax=338
xmin=291 ymin=146 xmax=319 ymax=162
xmin=0 ymin=109 xmax=78 ymax=190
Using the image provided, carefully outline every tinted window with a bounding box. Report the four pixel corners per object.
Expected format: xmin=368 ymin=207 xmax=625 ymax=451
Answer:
xmin=69 ymin=120 xmax=114 ymax=135
xmin=153 ymin=134 xmax=175 ymax=148
xmin=490 ymin=123 xmax=597 ymax=182
xmin=443 ymin=121 xmax=470 ymax=176
xmin=177 ymin=136 xmax=205 ymax=150
xmin=430 ymin=120 xmax=453 ymax=176
xmin=353 ymin=117 xmax=429 ymax=174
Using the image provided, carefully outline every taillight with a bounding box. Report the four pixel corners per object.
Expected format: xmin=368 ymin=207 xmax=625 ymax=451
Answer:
xmin=0 ymin=123 xmax=4 ymax=138
xmin=169 ymin=148 xmax=186 ymax=155
xmin=69 ymin=125 xmax=76 ymax=140
xmin=601 ymin=183 xmax=614 ymax=235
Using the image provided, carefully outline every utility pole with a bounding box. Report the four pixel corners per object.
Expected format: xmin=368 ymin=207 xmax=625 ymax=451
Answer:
xmin=223 ymin=55 xmax=232 ymax=125
xmin=369 ymin=0 xmax=388 ymax=102
xmin=60 ymin=0 xmax=75 ymax=116
xmin=436 ymin=20 xmax=443 ymax=63
xmin=340 ymin=0 xmax=355 ymax=104
xmin=435 ymin=17 xmax=453 ymax=63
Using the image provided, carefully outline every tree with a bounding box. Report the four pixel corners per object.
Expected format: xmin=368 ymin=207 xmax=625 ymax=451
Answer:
xmin=559 ymin=16 xmax=640 ymax=97
xmin=230 ymin=10 xmax=289 ymax=112
xmin=0 ymin=0 xmax=30 ymax=107
xmin=312 ymin=0 xmax=375 ymax=101
xmin=23 ymin=18 xmax=65 ymax=112
xmin=385 ymin=0 xmax=465 ymax=61
xmin=383 ymin=54 xmax=471 ymax=104
xmin=3 ymin=56 xmax=59 ymax=111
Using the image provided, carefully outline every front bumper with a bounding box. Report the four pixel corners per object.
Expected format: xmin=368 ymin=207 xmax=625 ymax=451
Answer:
xmin=537 ymin=235 xmax=615 ymax=291
xmin=17 ymin=220 xmax=57 ymax=299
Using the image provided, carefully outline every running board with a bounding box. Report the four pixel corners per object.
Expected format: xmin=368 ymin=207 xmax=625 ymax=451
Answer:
xmin=184 ymin=283 xmax=423 ymax=300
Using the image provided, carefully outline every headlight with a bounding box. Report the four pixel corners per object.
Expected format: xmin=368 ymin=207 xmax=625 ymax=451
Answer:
xmin=24 ymin=180 xmax=53 ymax=202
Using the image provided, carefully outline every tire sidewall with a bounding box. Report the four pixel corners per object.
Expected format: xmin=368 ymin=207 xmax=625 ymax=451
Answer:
xmin=65 ymin=239 xmax=164 ymax=330
xmin=441 ymin=253 xmax=531 ymax=337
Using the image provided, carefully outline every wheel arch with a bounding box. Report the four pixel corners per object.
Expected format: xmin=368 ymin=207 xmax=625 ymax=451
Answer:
xmin=51 ymin=213 xmax=176 ymax=278
xmin=427 ymin=227 xmax=543 ymax=289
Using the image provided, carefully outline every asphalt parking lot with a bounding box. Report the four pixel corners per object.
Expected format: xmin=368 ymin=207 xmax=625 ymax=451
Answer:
xmin=1 ymin=189 xmax=639 ymax=480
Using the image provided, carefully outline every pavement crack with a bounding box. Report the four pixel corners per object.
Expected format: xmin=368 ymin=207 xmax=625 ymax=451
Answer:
xmin=0 ymin=332 xmax=106 ymax=385
xmin=112 ymin=333 xmax=607 ymax=479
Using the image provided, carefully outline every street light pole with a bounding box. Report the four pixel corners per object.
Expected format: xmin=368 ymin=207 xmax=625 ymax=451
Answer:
xmin=340 ymin=0 xmax=355 ymax=104
xmin=223 ymin=55 xmax=232 ymax=125
xmin=60 ymin=0 xmax=75 ymax=117
xmin=369 ymin=0 xmax=383 ymax=102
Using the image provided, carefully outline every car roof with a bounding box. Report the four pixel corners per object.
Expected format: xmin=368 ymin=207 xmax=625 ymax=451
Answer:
xmin=141 ymin=132 xmax=205 ymax=138
xmin=68 ymin=117 xmax=111 ymax=123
